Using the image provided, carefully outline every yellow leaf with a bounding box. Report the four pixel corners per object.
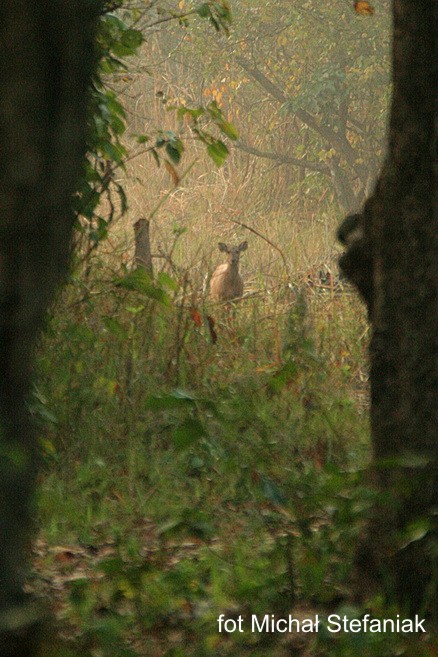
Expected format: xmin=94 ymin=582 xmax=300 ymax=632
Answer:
xmin=354 ymin=1 xmax=375 ymax=15
xmin=40 ymin=438 xmax=57 ymax=456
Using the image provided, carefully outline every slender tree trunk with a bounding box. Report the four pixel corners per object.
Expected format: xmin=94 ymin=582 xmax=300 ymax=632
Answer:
xmin=329 ymin=157 xmax=361 ymax=213
xmin=0 ymin=3 xmax=101 ymax=654
xmin=134 ymin=218 xmax=154 ymax=274
xmin=338 ymin=0 xmax=437 ymax=614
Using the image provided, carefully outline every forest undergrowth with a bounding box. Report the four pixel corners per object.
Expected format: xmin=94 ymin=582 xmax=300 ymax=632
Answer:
xmin=27 ymin=243 xmax=434 ymax=657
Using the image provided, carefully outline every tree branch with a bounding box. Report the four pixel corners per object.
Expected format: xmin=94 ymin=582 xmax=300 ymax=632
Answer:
xmin=235 ymin=54 xmax=368 ymax=184
xmin=235 ymin=140 xmax=330 ymax=174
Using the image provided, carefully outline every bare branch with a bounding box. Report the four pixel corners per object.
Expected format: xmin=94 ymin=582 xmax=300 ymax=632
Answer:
xmin=235 ymin=140 xmax=330 ymax=174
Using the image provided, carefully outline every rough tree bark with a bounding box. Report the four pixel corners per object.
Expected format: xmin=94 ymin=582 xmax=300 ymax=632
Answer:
xmin=338 ymin=0 xmax=437 ymax=614
xmin=0 ymin=3 xmax=101 ymax=655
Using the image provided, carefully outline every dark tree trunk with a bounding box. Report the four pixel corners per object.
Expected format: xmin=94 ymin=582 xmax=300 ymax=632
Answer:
xmin=338 ymin=0 xmax=437 ymax=614
xmin=134 ymin=217 xmax=154 ymax=274
xmin=0 ymin=3 xmax=101 ymax=654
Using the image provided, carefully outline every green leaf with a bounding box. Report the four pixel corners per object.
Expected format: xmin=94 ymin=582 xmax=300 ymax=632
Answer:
xmin=116 ymin=268 xmax=153 ymax=291
xmin=157 ymin=272 xmax=179 ymax=292
xmin=207 ymin=140 xmax=229 ymax=166
xmin=207 ymin=100 xmax=222 ymax=119
xmin=191 ymin=107 xmax=205 ymax=119
xmin=196 ymin=3 xmax=212 ymax=18
xmin=166 ymin=142 xmax=183 ymax=164
xmin=100 ymin=56 xmax=127 ymax=74
xmin=141 ymin=284 xmax=171 ymax=305
xmin=217 ymin=120 xmax=238 ymax=140
xmin=111 ymin=27 xmax=143 ymax=57
xmin=172 ymin=418 xmax=206 ymax=451
xmin=108 ymin=114 xmax=125 ymax=136
xmin=114 ymin=269 xmax=171 ymax=306
xmin=105 ymin=92 xmax=126 ymax=118
xmin=400 ymin=519 xmax=433 ymax=549
xmin=100 ymin=140 xmax=126 ymax=164
xmin=120 ymin=28 xmax=144 ymax=51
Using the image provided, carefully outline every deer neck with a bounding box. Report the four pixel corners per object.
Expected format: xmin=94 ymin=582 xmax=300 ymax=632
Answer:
xmin=228 ymin=259 xmax=239 ymax=275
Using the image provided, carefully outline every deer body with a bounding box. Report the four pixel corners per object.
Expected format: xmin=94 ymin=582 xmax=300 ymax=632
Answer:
xmin=209 ymin=241 xmax=247 ymax=302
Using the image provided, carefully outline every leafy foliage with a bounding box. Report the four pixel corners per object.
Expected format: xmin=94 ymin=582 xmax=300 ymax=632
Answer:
xmin=172 ymin=0 xmax=391 ymax=212
xmin=75 ymin=2 xmax=235 ymax=255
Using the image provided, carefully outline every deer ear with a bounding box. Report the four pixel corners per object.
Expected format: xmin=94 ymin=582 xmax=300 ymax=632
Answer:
xmin=238 ymin=241 xmax=248 ymax=252
xmin=218 ymin=243 xmax=229 ymax=252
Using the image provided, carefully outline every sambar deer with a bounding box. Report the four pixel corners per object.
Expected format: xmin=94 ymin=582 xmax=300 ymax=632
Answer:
xmin=209 ymin=241 xmax=247 ymax=302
